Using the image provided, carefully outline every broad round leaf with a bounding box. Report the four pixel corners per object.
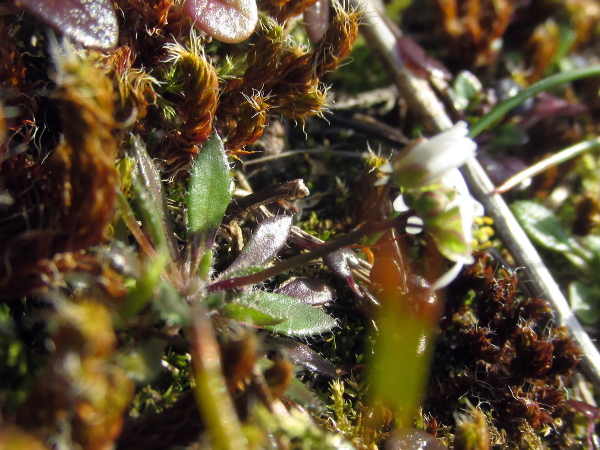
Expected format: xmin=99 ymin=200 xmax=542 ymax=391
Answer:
xmin=185 ymin=0 xmax=258 ymax=44
xmin=17 ymin=0 xmax=118 ymax=50
xmin=511 ymin=200 xmax=579 ymax=254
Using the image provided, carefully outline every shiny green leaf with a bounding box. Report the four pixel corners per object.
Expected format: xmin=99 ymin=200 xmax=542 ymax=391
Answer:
xmin=238 ymin=291 xmax=337 ymax=336
xmin=221 ymin=302 xmax=285 ymax=326
xmin=569 ymin=282 xmax=600 ymax=325
xmin=511 ymin=201 xmax=578 ymax=254
xmin=187 ymin=135 xmax=231 ymax=247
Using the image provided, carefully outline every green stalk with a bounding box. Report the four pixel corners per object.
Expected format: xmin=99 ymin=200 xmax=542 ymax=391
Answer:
xmin=190 ymin=302 xmax=247 ymax=449
xmin=368 ymin=232 xmax=439 ymax=427
xmin=469 ymin=66 xmax=600 ymax=138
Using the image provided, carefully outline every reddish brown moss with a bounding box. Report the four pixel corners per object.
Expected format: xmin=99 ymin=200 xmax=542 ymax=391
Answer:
xmin=425 ymin=252 xmax=582 ymax=445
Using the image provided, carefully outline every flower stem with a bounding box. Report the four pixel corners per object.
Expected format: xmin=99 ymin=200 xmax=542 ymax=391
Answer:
xmin=190 ymin=301 xmax=247 ymax=449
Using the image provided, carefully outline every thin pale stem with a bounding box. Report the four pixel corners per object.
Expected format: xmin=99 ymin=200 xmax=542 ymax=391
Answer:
xmin=495 ymin=138 xmax=600 ymax=193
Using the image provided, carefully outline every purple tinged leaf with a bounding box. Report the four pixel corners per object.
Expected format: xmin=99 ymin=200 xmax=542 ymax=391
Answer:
xmin=303 ymin=0 xmax=330 ymax=43
xmin=323 ymin=248 xmax=358 ymax=278
xmin=222 ymin=215 xmax=293 ymax=278
xmin=323 ymin=248 xmax=362 ymax=297
xmin=184 ymin=0 xmax=258 ymax=44
xmin=275 ymin=277 xmax=334 ymax=306
xmin=16 ymin=0 xmax=118 ymax=50
xmin=265 ymin=335 xmax=337 ymax=378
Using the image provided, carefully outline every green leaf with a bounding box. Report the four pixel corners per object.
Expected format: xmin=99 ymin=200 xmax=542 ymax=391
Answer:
xmin=470 ymin=65 xmax=600 ymax=138
xmin=131 ymin=174 xmax=169 ymax=254
xmin=512 ymin=201 xmax=594 ymax=274
xmin=153 ymin=281 xmax=192 ymax=327
xmin=488 ymin=123 xmax=529 ymax=147
xmin=238 ymin=291 xmax=337 ymax=337
xmin=426 ymin=206 xmax=470 ymax=263
xmin=132 ymin=136 xmax=179 ymax=260
xmin=187 ymin=135 xmax=231 ymax=246
xmin=511 ymin=201 xmax=578 ymax=254
xmin=583 ymin=235 xmax=600 ymax=274
xmin=569 ymin=282 xmax=600 ymax=325
xmin=450 ymin=70 xmax=482 ymax=113
xmin=118 ymin=253 xmax=170 ymax=323
xmin=221 ymin=302 xmax=285 ymax=326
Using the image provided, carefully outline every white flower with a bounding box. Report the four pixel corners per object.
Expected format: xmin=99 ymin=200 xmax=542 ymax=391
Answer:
xmin=428 ymin=168 xmax=483 ymax=291
xmin=388 ymin=121 xmax=483 ymax=291
xmin=439 ymin=168 xmax=484 ymax=259
xmin=391 ymin=121 xmax=477 ymax=188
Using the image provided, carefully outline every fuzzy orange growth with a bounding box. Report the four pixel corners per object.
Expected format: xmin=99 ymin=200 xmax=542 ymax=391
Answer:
xmin=103 ymin=47 xmax=158 ymax=122
xmin=310 ymin=6 xmax=360 ymax=77
xmin=258 ymin=0 xmax=319 ymax=24
xmin=15 ymin=300 xmax=134 ymax=450
xmin=217 ymin=10 xmax=358 ymax=147
xmin=116 ymin=0 xmax=188 ymax=39
xmin=0 ymin=19 xmax=26 ymax=90
xmin=178 ymin=56 xmax=219 ymax=147
xmin=164 ymin=40 xmax=220 ymax=152
xmin=525 ymin=19 xmax=559 ymax=84
xmin=435 ymin=0 xmax=513 ymax=67
xmin=224 ymin=92 xmax=269 ymax=152
xmin=50 ymin=45 xmax=119 ymax=252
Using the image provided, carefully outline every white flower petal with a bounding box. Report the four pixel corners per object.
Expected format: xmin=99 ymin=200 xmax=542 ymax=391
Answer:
xmin=393 ymin=194 xmax=409 ymax=212
xmin=391 ymin=121 xmax=478 ymax=188
xmin=430 ymin=261 xmax=464 ymax=291
xmin=440 ymin=168 xmax=482 ymax=246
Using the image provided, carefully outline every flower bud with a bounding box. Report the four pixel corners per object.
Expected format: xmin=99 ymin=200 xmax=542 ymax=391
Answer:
xmin=389 ymin=120 xmax=483 ymax=290
xmin=391 ymin=121 xmax=477 ymax=189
